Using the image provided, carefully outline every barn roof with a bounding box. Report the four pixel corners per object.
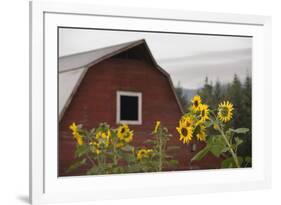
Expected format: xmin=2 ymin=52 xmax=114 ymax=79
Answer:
xmin=59 ymin=39 xmax=183 ymax=120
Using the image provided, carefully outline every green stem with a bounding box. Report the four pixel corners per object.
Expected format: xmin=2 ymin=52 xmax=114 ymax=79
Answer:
xmin=209 ymin=114 xmax=240 ymax=168
xmin=113 ymin=142 xmax=118 ymax=166
xmin=218 ymin=128 xmax=240 ymax=168
xmin=87 ymin=154 xmax=95 ymax=166
xmin=97 ymin=155 xmax=101 ymax=170
xmin=103 ymin=153 xmax=106 ymax=166
xmin=209 ymin=110 xmax=218 ymax=119
xmin=159 ymin=129 xmax=163 ymax=172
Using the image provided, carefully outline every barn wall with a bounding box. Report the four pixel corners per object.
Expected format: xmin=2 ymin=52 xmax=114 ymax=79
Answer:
xmin=59 ymin=58 xmax=221 ymax=176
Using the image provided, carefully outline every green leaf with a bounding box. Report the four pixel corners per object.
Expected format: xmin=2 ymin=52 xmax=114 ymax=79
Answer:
xmin=90 ymin=128 xmax=95 ymax=134
xmin=208 ymin=135 xmax=227 ymax=157
xmin=244 ymin=156 xmax=252 ymax=167
xmin=210 ymin=144 xmax=226 ymax=157
xmin=245 ymin=156 xmax=251 ymax=163
xmin=121 ymin=145 xmax=134 ymax=152
xmin=86 ymin=166 xmax=100 ymax=175
xmin=164 ymin=154 xmax=173 ymax=159
xmin=234 ymin=137 xmax=243 ymax=147
xmin=166 ymin=146 xmax=180 ymax=152
xmin=164 ymin=159 xmax=179 ymax=168
xmin=66 ymin=158 xmax=86 ymax=174
xmin=204 ymin=120 xmax=213 ymax=128
xmin=221 ymin=157 xmax=243 ymax=168
xmin=225 ymin=130 xmax=234 ymax=142
xmin=169 ymin=159 xmax=179 ymax=166
xmin=221 ymin=147 xmax=230 ymax=153
xmin=75 ymin=144 xmax=90 ymax=158
xmin=144 ymin=139 xmax=155 ymax=145
xmin=207 ymin=135 xmax=222 ymax=144
xmin=125 ymin=155 xmax=136 ymax=163
xmin=191 ymin=145 xmax=210 ymax=161
xmin=229 ymin=128 xmax=249 ymax=134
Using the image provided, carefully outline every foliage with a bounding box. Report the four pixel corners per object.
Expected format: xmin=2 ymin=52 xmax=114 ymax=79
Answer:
xmin=175 ymin=95 xmax=251 ymax=168
xmin=175 ymin=74 xmax=252 ymax=164
xmin=67 ymin=122 xmax=179 ymax=175
xmin=145 ymin=121 xmax=179 ymax=171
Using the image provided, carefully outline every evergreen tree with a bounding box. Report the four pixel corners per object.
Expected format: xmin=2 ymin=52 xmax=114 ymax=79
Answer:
xmin=238 ymin=75 xmax=252 ymax=159
xmin=225 ymin=74 xmax=243 ymax=129
xmin=213 ymin=80 xmax=222 ymax=105
xmin=197 ymin=77 xmax=214 ymax=106
xmin=174 ymin=81 xmax=188 ymax=111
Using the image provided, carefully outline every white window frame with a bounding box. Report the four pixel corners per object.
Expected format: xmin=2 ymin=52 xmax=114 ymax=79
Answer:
xmin=116 ymin=91 xmax=142 ymax=125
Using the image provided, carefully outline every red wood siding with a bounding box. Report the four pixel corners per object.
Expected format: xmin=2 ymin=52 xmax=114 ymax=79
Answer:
xmin=59 ymin=58 xmax=221 ymax=176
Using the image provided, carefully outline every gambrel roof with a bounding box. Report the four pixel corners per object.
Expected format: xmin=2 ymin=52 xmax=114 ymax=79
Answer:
xmin=59 ymin=39 xmax=183 ymax=120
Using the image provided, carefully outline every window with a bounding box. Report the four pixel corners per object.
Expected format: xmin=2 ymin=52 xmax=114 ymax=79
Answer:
xmin=116 ymin=91 xmax=142 ymax=125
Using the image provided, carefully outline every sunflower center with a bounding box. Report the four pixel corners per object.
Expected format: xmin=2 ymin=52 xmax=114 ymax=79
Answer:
xmin=201 ymin=109 xmax=205 ymax=117
xmin=221 ymin=107 xmax=229 ymax=117
xmin=194 ymin=100 xmax=199 ymax=107
xmin=121 ymin=128 xmax=125 ymax=133
xmin=181 ymin=127 xmax=188 ymax=137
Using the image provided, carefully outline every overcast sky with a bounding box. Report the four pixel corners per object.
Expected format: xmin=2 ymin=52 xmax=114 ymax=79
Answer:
xmin=59 ymin=28 xmax=252 ymax=89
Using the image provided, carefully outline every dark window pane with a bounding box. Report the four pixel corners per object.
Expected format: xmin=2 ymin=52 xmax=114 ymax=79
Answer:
xmin=120 ymin=96 xmax=138 ymax=121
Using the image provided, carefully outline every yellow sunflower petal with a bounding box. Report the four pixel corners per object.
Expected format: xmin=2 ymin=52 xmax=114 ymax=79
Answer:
xmin=153 ymin=121 xmax=161 ymax=133
xmin=218 ymin=101 xmax=234 ymax=123
xmin=191 ymin=95 xmax=202 ymax=111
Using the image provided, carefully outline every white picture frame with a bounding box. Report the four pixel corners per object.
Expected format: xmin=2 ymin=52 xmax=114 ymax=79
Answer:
xmin=30 ymin=1 xmax=272 ymax=204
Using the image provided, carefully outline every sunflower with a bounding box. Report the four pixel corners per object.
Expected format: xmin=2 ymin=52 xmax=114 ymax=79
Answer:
xmin=176 ymin=120 xmax=193 ymax=144
xmin=117 ymin=124 xmax=133 ymax=143
xmin=191 ymin=95 xmax=202 ymax=111
xmin=69 ymin=122 xmax=83 ymax=145
xmin=199 ymin=104 xmax=209 ymax=122
xmin=218 ymin=101 xmax=234 ymax=123
xmin=95 ymin=129 xmax=111 ymax=148
xmin=136 ymin=149 xmax=153 ymax=160
xmin=213 ymin=123 xmax=219 ymax=130
xmin=196 ymin=124 xmax=206 ymax=141
xmin=96 ymin=130 xmax=111 ymax=140
xmin=69 ymin=122 xmax=78 ymax=134
xmin=153 ymin=121 xmax=161 ymax=134
xmin=115 ymin=142 xmax=124 ymax=148
xmin=89 ymin=141 xmax=101 ymax=155
xmin=180 ymin=115 xmax=194 ymax=127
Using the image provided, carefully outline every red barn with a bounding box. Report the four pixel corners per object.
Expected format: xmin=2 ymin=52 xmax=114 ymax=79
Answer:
xmin=59 ymin=39 xmax=220 ymax=176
